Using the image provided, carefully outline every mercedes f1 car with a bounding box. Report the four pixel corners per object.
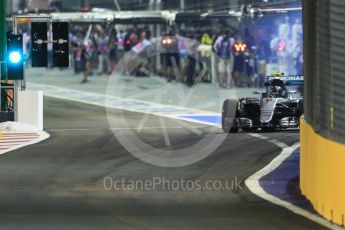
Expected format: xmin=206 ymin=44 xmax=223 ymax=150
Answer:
xmin=222 ymin=74 xmax=304 ymax=133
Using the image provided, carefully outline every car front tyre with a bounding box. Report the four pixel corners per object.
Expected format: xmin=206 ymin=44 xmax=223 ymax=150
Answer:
xmin=222 ymin=99 xmax=239 ymax=133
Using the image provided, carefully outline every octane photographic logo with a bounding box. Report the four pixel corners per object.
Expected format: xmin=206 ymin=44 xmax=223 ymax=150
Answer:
xmin=105 ymin=36 xmax=237 ymax=167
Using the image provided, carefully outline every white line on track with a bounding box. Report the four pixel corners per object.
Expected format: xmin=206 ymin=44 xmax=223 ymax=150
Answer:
xmin=246 ymin=133 xmax=343 ymax=230
xmin=0 ymin=138 xmax=40 ymax=141
xmin=48 ymin=126 xmax=210 ymax=132
xmin=0 ymin=131 xmax=50 ymax=155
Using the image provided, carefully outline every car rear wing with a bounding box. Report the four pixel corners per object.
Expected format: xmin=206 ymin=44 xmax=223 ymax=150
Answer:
xmin=265 ymin=75 xmax=304 ymax=86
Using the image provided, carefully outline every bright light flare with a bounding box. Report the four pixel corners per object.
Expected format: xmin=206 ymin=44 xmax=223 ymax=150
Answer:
xmin=9 ymin=51 xmax=22 ymax=64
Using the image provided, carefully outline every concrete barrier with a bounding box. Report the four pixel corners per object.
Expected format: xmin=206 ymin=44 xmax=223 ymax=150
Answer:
xmin=300 ymin=117 xmax=345 ymax=226
xmin=17 ymin=91 xmax=43 ymax=131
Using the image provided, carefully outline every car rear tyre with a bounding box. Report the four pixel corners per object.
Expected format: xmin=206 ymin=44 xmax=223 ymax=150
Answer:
xmin=297 ymin=100 xmax=304 ymax=117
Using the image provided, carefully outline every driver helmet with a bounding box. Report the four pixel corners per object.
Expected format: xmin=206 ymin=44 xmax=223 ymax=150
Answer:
xmin=271 ymin=86 xmax=285 ymax=97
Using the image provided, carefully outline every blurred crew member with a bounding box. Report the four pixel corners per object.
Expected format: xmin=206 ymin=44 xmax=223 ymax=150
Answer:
xmin=117 ymin=30 xmax=125 ymax=59
xmin=213 ymin=30 xmax=235 ymax=88
xmin=200 ymin=31 xmax=213 ymax=82
xmin=81 ymin=42 xmax=91 ymax=83
xmin=162 ymin=31 xmax=180 ymax=82
xmin=123 ymin=29 xmax=139 ymax=75
xmin=97 ymin=31 xmax=110 ymax=75
xmin=232 ymin=38 xmax=246 ymax=87
xmin=132 ymin=31 xmax=153 ymax=76
xmin=108 ymin=37 xmax=118 ymax=74
xmin=186 ymin=34 xmax=199 ymax=87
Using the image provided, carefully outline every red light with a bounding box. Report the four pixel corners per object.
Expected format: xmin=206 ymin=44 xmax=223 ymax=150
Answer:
xmin=278 ymin=40 xmax=286 ymax=52
xmin=234 ymin=43 xmax=247 ymax=52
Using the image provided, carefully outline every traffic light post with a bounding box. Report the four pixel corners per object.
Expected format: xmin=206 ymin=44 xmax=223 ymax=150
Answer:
xmin=12 ymin=15 xmax=69 ymax=68
xmin=12 ymin=15 xmax=53 ymax=67
xmin=11 ymin=16 xmax=23 ymax=122
xmin=0 ymin=0 xmax=6 ymax=116
xmin=0 ymin=0 xmax=5 ymax=80
xmin=0 ymin=15 xmax=69 ymax=125
xmin=2 ymin=15 xmax=52 ymax=127
xmin=5 ymin=15 xmax=69 ymax=124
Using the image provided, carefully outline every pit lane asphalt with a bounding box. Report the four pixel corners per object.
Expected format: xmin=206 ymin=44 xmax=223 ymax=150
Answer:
xmin=0 ymin=97 xmax=327 ymax=230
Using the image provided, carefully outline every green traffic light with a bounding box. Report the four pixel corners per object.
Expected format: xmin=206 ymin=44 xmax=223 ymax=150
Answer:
xmin=9 ymin=51 xmax=21 ymax=64
xmin=7 ymin=34 xmax=24 ymax=80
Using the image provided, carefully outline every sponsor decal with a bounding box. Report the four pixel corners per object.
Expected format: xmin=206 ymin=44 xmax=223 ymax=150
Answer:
xmin=280 ymin=75 xmax=304 ymax=81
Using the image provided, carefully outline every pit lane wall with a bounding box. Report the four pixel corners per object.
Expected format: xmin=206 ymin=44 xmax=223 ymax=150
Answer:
xmin=301 ymin=0 xmax=345 ymax=226
xmin=300 ymin=118 xmax=345 ymax=225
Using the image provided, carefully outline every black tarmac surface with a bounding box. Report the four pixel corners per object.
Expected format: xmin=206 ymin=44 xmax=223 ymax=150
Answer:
xmin=0 ymin=97 xmax=327 ymax=230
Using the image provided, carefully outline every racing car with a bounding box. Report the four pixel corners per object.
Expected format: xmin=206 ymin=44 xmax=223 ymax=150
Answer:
xmin=222 ymin=73 xmax=304 ymax=133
